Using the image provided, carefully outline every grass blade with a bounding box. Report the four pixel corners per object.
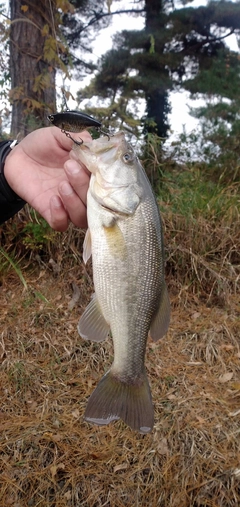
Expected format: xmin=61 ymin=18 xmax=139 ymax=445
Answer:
xmin=0 ymin=247 xmax=28 ymax=290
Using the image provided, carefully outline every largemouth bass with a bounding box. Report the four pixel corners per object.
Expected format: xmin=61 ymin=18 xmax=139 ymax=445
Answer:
xmin=75 ymin=131 xmax=170 ymax=433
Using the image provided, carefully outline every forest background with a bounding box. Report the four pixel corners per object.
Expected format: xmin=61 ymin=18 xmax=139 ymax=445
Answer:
xmin=0 ymin=1 xmax=240 ymax=506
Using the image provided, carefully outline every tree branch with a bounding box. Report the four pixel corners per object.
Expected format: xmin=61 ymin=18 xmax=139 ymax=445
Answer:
xmin=206 ymin=28 xmax=235 ymax=44
xmin=77 ymin=8 xmax=145 ymax=35
xmin=183 ymin=28 xmax=236 ymax=55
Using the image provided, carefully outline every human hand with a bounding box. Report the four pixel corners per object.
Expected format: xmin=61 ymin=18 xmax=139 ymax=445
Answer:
xmin=4 ymin=126 xmax=91 ymax=231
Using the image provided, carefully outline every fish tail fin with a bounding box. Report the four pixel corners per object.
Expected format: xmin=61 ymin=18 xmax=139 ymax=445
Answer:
xmin=84 ymin=370 xmax=154 ymax=434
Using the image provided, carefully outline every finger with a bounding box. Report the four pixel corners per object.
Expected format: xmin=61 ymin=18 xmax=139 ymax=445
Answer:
xmin=58 ymin=180 xmax=88 ymax=228
xmin=64 ymin=158 xmax=90 ymax=205
xmin=49 ymin=195 xmax=69 ymax=232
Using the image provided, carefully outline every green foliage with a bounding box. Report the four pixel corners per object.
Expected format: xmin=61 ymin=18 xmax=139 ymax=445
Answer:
xmin=154 ymin=151 xmax=240 ymax=302
xmin=159 ymin=165 xmax=239 ymax=221
xmin=140 ymin=133 xmax=165 ymax=188
xmin=22 ymin=216 xmax=57 ymax=251
xmin=184 ymin=50 xmax=240 ymax=101
xmin=8 ymin=361 xmax=32 ymax=394
xmin=175 ymin=48 xmax=240 ymax=183
xmin=149 ymin=34 xmax=155 ymax=55
xmin=169 ymin=126 xmax=240 ymax=184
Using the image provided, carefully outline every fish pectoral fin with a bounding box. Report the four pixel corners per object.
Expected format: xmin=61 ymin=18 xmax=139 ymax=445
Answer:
xmin=78 ymin=294 xmax=110 ymax=342
xmin=103 ymin=222 xmax=127 ymax=260
xmin=149 ymin=281 xmax=171 ymax=341
xmin=84 ymin=370 xmax=154 ymax=434
xmin=83 ymin=228 xmax=92 ymax=264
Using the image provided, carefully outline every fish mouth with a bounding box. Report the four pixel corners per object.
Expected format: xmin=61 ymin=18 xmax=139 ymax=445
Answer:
xmin=81 ymin=131 xmax=127 ymax=155
xmin=100 ymin=202 xmax=130 ymax=216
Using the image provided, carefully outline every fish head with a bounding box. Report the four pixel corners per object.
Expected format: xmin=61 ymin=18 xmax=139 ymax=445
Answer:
xmin=74 ymin=131 xmax=142 ymax=215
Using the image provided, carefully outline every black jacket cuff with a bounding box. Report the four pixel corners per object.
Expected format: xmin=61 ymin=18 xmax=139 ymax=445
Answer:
xmin=0 ymin=140 xmax=26 ymax=224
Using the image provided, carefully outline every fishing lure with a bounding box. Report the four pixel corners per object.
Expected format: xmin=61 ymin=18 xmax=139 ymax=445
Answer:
xmin=48 ymin=110 xmax=110 ymax=145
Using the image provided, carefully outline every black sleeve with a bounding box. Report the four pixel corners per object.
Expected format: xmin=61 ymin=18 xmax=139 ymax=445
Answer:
xmin=0 ymin=140 xmax=26 ymax=225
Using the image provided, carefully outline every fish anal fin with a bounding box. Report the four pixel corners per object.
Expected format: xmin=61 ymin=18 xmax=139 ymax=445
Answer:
xmin=149 ymin=281 xmax=171 ymax=342
xmin=83 ymin=228 xmax=92 ymax=264
xmin=84 ymin=369 xmax=154 ymax=434
xmin=78 ymin=294 xmax=110 ymax=342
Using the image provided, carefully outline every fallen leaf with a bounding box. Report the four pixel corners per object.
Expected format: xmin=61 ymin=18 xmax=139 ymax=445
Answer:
xmin=191 ymin=312 xmax=201 ymax=320
xmin=232 ymin=383 xmax=240 ymax=390
xmin=50 ymin=465 xmax=57 ymax=478
xmin=219 ymin=344 xmax=234 ymax=351
xmin=195 ymin=415 xmax=206 ymax=425
xmin=229 ymin=409 xmax=240 ymax=417
xmin=167 ymin=394 xmax=177 ymax=400
xmin=219 ymin=372 xmax=234 ymax=383
xmin=52 ymin=433 xmax=62 ymax=442
xmin=114 ymin=464 xmax=128 ymax=473
xmin=49 ymin=258 xmax=61 ymax=275
xmin=50 ymin=463 xmax=65 ymax=478
xmin=72 ymin=409 xmax=80 ymax=418
xmin=157 ymin=437 xmax=169 ymax=455
xmin=68 ymin=282 xmax=81 ymax=310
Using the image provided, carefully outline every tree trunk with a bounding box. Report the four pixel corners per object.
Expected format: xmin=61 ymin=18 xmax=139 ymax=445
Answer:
xmin=10 ymin=0 xmax=56 ymax=138
xmin=144 ymin=0 xmax=170 ymax=138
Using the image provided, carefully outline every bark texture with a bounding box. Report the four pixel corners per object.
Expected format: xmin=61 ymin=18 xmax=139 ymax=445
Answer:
xmin=144 ymin=0 xmax=170 ymax=138
xmin=10 ymin=0 xmax=56 ymax=138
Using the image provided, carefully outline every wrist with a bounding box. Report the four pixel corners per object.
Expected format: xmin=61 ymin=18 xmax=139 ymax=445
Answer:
xmin=0 ymin=140 xmax=25 ymax=202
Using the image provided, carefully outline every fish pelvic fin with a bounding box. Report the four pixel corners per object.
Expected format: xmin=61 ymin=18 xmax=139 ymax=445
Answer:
xmin=78 ymin=294 xmax=110 ymax=342
xmin=83 ymin=228 xmax=92 ymax=264
xmin=149 ymin=280 xmax=171 ymax=341
xmin=84 ymin=369 xmax=154 ymax=434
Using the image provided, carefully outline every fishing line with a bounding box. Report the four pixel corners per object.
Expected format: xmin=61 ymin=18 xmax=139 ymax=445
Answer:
xmin=48 ymin=0 xmax=69 ymax=110
xmin=46 ymin=0 xmax=112 ymax=143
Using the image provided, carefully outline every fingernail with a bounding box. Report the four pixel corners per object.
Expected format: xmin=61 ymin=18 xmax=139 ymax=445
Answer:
xmin=51 ymin=195 xmax=62 ymax=208
xmin=60 ymin=181 xmax=73 ymax=196
xmin=65 ymin=160 xmax=80 ymax=175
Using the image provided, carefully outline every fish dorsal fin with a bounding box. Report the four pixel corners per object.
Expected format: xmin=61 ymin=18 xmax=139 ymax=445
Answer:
xmin=78 ymin=294 xmax=110 ymax=342
xmin=149 ymin=281 xmax=171 ymax=341
xmin=83 ymin=228 xmax=92 ymax=264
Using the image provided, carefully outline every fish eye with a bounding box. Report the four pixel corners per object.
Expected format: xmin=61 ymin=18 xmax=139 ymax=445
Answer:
xmin=122 ymin=151 xmax=134 ymax=164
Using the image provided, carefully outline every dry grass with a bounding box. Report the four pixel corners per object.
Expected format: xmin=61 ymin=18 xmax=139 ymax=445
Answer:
xmin=163 ymin=204 xmax=239 ymax=307
xmin=0 ymin=164 xmax=239 ymax=505
xmin=0 ymin=251 xmax=239 ymax=506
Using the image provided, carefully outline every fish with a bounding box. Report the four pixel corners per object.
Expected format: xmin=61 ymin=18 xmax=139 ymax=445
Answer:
xmin=48 ymin=110 xmax=110 ymax=145
xmin=75 ymin=131 xmax=171 ymax=434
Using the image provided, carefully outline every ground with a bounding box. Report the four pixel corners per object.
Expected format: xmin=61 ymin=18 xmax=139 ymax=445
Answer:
xmin=0 ymin=256 xmax=239 ymax=507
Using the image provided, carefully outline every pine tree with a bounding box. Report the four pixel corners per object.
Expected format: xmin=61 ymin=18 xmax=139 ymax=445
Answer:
xmin=184 ymin=49 xmax=240 ymax=181
xmin=77 ymin=0 xmax=240 ymax=139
